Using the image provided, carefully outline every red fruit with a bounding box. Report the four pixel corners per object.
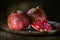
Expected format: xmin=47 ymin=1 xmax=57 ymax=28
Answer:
xmin=27 ymin=6 xmax=52 ymax=32
xmin=44 ymin=20 xmax=52 ymax=31
xmin=8 ymin=10 xmax=29 ymax=31
xmin=27 ymin=6 xmax=47 ymax=22
xmin=31 ymin=20 xmax=52 ymax=32
xmin=31 ymin=21 xmax=42 ymax=31
xmin=31 ymin=20 xmax=45 ymax=32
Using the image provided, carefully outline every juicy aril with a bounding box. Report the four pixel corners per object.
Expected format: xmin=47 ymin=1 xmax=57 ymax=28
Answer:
xmin=8 ymin=10 xmax=29 ymax=31
xmin=27 ymin=6 xmax=52 ymax=32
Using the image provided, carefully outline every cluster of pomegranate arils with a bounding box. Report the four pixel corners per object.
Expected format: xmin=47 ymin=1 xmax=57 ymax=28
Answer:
xmin=7 ymin=6 xmax=52 ymax=32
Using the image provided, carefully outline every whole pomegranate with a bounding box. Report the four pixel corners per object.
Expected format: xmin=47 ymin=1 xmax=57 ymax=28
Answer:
xmin=8 ymin=10 xmax=29 ymax=31
xmin=27 ymin=6 xmax=52 ymax=32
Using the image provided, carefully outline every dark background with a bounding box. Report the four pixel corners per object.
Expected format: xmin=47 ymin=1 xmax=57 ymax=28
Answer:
xmin=0 ymin=0 xmax=60 ymax=22
xmin=0 ymin=0 xmax=60 ymax=40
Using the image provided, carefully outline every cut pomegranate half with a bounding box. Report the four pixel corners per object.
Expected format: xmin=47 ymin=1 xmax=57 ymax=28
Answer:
xmin=31 ymin=20 xmax=53 ymax=32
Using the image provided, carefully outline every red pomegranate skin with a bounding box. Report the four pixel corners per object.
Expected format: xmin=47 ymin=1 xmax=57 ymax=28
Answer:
xmin=27 ymin=6 xmax=47 ymax=23
xmin=8 ymin=10 xmax=29 ymax=31
xmin=27 ymin=6 xmax=52 ymax=32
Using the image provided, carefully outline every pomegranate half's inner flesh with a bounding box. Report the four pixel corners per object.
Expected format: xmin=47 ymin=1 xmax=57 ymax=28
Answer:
xmin=31 ymin=20 xmax=52 ymax=32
